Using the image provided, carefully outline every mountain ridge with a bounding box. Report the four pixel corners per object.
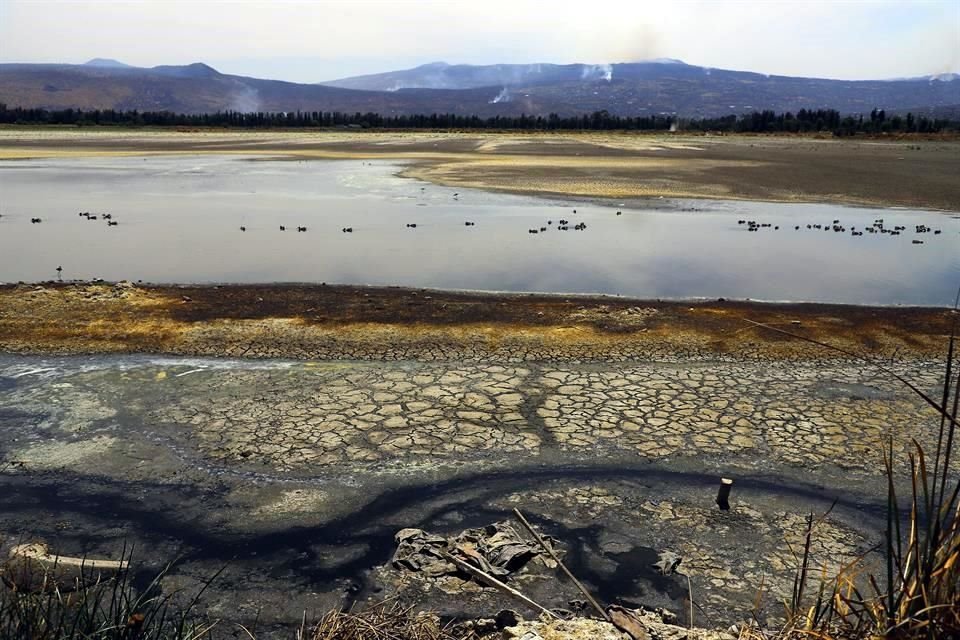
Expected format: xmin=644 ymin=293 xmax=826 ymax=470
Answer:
xmin=1 ymin=59 xmax=958 ymax=118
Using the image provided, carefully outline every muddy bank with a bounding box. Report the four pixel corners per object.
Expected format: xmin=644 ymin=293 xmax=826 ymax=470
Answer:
xmin=1 ymin=130 xmax=958 ymax=210
xmin=1 ymin=351 xmax=916 ymax=634
xmin=0 ymin=282 xmax=954 ymax=362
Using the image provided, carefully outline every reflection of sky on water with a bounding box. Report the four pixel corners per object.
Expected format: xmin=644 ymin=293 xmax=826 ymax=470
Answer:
xmin=0 ymin=156 xmax=957 ymax=306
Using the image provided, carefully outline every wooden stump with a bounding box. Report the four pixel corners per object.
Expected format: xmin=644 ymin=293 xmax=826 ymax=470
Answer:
xmin=716 ymin=478 xmax=733 ymax=510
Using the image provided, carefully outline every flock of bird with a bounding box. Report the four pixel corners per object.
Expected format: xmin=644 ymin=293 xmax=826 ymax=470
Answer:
xmin=78 ymin=211 xmax=120 ymax=226
xmin=737 ymin=217 xmax=944 ymax=244
xmin=2 ymin=196 xmax=950 ymax=250
xmin=233 ymin=205 xmax=610 ymax=236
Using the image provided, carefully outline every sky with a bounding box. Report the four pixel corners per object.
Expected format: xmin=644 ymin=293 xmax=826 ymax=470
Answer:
xmin=0 ymin=0 xmax=957 ymax=82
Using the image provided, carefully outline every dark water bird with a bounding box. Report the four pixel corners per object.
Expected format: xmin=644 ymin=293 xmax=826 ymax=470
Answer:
xmin=934 ymin=230 xmax=942 ymax=235
xmin=297 ymin=226 xmax=307 ymax=232
xmin=55 ymin=266 xmax=63 ymax=280
xmin=548 ymin=220 xmax=552 ymax=225
xmin=406 ymin=223 xmax=417 ymax=228
xmin=572 ymin=209 xmax=577 ymax=213
xmin=795 ymin=226 xmax=800 ymax=230
xmin=103 ymin=213 xmax=112 ymax=220
xmin=540 ymin=227 xmax=547 ymax=232
xmin=240 ymin=226 xmax=246 ymax=232
xmin=108 ymin=220 xmax=118 ymax=226
xmin=774 ymin=226 xmax=779 ymax=230
xmin=30 ymin=217 xmax=42 ymax=224
xmin=280 ymin=225 xmax=286 ymax=231
xmin=464 ymin=221 xmax=475 ymax=226
xmin=342 ymin=227 xmax=353 ymax=233
xmin=616 ymin=211 xmax=622 ymax=216
xmin=528 ymin=229 xmax=539 ymax=234
xmin=912 ymin=240 xmax=924 ymax=244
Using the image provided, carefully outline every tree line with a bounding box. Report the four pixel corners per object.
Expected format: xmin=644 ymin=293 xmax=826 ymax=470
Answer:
xmin=0 ymin=104 xmax=954 ymax=134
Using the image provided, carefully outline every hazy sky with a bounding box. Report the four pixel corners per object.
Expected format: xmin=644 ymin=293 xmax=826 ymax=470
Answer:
xmin=1 ymin=0 xmax=957 ymax=82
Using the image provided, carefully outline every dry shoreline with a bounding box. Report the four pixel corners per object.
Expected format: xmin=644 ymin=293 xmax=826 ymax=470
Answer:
xmin=0 ymin=282 xmax=952 ymax=362
xmin=1 ymin=129 xmax=959 ymax=210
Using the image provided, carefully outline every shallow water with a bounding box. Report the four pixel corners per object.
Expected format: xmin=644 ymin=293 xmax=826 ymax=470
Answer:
xmin=0 ymin=155 xmax=957 ymax=305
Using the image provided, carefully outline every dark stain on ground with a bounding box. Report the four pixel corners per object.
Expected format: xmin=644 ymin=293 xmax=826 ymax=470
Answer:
xmin=0 ymin=463 xmax=893 ymax=628
xmin=62 ymin=282 xmax=954 ymax=333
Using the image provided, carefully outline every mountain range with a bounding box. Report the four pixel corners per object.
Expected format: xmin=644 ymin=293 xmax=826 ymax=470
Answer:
xmin=0 ymin=58 xmax=957 ymax=118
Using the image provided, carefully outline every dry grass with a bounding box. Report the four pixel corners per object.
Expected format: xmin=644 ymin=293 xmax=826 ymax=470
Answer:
xmin=301 ymin=601 xmax=469 ymax=640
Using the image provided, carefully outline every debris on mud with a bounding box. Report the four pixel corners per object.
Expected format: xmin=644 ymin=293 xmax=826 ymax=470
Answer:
xmin=391 ymin=521 xmax=559 ymax=583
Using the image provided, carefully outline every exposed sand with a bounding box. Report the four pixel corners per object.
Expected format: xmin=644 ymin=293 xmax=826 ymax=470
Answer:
xmin=1 ymin=128 xmax=958 ymax=210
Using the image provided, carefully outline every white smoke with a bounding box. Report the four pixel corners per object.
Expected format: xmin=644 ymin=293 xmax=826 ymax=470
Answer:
xmin=489 ymin=87 xmax=511 ymax=104
xmin=581 ymin=64 xmax=613 ymax=82
xmin=386 ymin=82 xmax=405 ymax=92
xmin=228 ymin=83 xmax=261 ymax=113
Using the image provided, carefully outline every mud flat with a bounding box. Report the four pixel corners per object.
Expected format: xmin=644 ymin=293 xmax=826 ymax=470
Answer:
xmin=1 ymin=129 xmax=959 ymax=210
xmin=0 ymin=282 xmax=956 ymax=634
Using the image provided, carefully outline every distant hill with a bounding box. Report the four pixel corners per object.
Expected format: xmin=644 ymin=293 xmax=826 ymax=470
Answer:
xmin=1 ymin=59 xmax=958 ymax=118
xmin=321 ymin=60 xmax=681 ymax=91
xmin=83 ymin=58 xmax=133 ymax=69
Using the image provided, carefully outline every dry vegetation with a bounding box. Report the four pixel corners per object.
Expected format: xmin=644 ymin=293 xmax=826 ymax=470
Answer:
xmin=0 ymin=283 xmax=953 ymax=361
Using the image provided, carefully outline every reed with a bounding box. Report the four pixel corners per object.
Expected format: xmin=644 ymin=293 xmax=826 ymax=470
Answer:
xmin=752 ymin=299 xmax=959 ymax=639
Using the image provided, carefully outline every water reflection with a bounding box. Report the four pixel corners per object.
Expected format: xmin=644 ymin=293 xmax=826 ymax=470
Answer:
xmin=0 ymin=155 xmax=957 ymax=306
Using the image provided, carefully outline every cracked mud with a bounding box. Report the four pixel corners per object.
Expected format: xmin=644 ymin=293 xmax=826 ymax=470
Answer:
xmin=0 ymin=349 xmax=951 ymax=635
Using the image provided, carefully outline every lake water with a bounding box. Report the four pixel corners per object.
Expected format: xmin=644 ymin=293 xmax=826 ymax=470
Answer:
xmin=0 ymin=155 xmax=957 ymax=305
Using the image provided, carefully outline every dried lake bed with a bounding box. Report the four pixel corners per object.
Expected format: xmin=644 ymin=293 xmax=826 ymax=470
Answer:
xmin=0 ymin=351 xmax=953 ymax=633
xmin=0 ymin=147 xmax=958 ymax=635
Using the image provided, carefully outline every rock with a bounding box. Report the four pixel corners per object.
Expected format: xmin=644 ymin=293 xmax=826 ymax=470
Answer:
xmin=653 ymin=550 xmax=682 ymax=576
xmin=607 ymin=604 xmax=651 ymax=640
xmin=656 ymin=608 xmax=679 ymax=625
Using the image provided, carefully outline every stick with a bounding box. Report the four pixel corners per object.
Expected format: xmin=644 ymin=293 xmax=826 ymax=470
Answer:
xmin=443 ymin=552 xmax=561 ymax=620
xmin=512 ymin=508 xmax=610 ymax=622
xmin=687 ymin=574 xmax=694 ymax=630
